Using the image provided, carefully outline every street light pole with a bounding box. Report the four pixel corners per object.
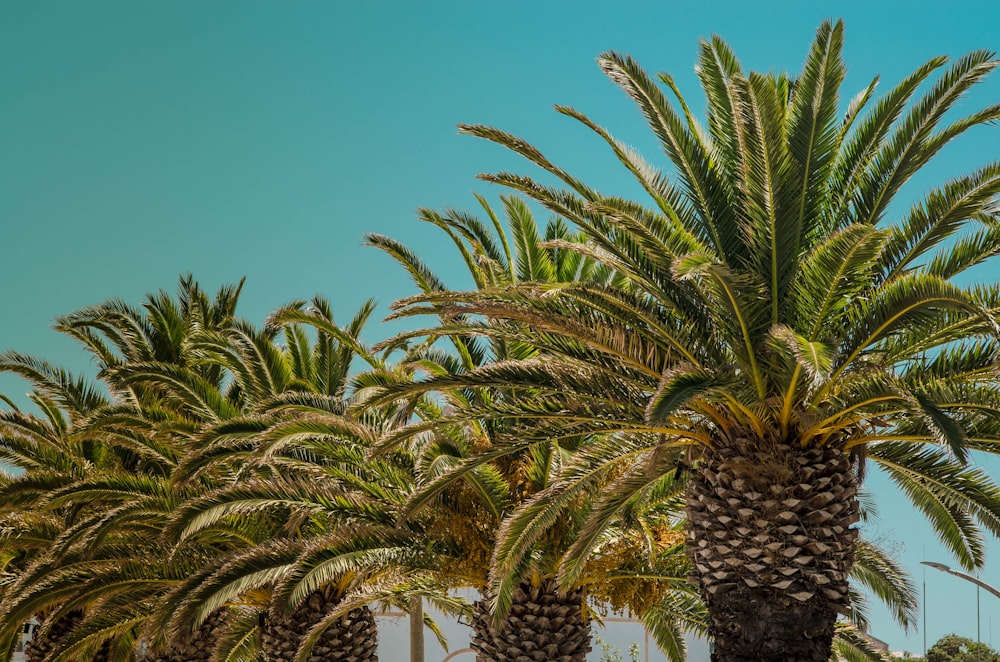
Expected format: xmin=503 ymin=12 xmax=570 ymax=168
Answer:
xmin=924 ymin=563 xmax=928 ymax=657
xmin=922 ymin=562 xmax=1000 ymax=661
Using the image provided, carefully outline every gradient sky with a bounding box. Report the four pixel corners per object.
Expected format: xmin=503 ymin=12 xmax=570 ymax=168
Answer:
xmin=3 ymin=1 xmax=1000 ymax=655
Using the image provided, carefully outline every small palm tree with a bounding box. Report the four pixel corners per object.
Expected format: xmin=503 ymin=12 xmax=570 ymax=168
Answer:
xmin=370 ymin=198 xmax=721 ymax=661
xmin=162 ymin=297 xmax=396 ymax=662
xmin=386 ymin=20 xmax=1000 ymax=661
xmin=0 ymin=354 xmax=124 ymax=661
xmin=54 ymin=273 xmax=245 ymax=408
xmin=0 ymin=286 xmax=394 ymax=662
xmin=0 ymin=276 xmax=250 ymax=660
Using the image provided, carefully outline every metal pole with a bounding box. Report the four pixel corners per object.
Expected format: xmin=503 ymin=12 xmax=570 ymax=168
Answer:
xmin=978 ymin=584 xmax=982 ymax=662
xmin=921 ymin=562 xmax=1000 ymax=600
xmin=922 ymin=562 xmax=1000 ymax=661
xmin=409 ymin=596 xmax=424 ymax=662
xmin=923 ymin=563 xmax=928 ymax=657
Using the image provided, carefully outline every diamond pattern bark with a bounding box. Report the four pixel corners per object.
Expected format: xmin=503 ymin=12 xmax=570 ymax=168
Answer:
xmin=24 ymin=611 xmax=83 ymax=662
xmin=260 ymin=590 xmax=377 ymax=662
xmin=149 ymin=610 xmax=228 ymax=662
xmin=470 ymin=579 xmax=592 ymax=662
xmin=685 ymin=441 xmax=860 ymax=662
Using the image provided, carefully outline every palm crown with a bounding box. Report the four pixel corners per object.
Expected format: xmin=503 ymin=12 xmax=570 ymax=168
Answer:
xmin=1 ymin=19 xmax=998 ymax=662
xmin=386 ymin=19 xmax=1000 ymax=661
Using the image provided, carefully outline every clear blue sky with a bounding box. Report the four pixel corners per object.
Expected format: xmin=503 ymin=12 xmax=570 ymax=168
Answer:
xmin=2 ymin=1 xmax=999 ymax=655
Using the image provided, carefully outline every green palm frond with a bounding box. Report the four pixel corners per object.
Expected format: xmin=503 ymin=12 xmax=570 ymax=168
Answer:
xmin=640 ymin=590 xmax=707 ymax=662
xmin=870 ymin=443 xmax=1000 ymax=569
xmin=108 ymin=361 xmax=240 ymax=422
xmin=879 ymin=163 xmax=1000 ymax=280
xmin=273 ymin=528 xmax=431 ymax=618
xmin=850 ymin=538 xmax=918 ymax=629
xmin=173 ymin=540 xmax=300 ymax=631
xmin=853 ymin=50 xmax=999 ymax=229
xmin=366 ymin=233 xmax=449 ymax=294
xmin=831 ymin=623 xmax=892 ymax=662
xmin=212 ymin=608 xmax=263 ymax=662
xmin=0 ymin=352 xmax=108 ymax=418
xmin=557 ymin=452 xmax=685 ymax=588
xmin=594 ymin=51 xmax=738 ymax=261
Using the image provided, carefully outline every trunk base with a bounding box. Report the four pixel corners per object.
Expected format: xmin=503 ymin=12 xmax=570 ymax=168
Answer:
xmin=686 ymin=440 xmax=859 ymax=662
xmin=709 ymin=585 xmax=834 ymax=662
xmin=150 ymin=611 xmax=227 ymax=662
xmin=24 ymin=611 xmax=83 ymax=662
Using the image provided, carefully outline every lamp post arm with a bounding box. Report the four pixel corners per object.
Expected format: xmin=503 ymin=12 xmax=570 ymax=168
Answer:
xmin=945 ymin=569 xmax=1000 ymax=602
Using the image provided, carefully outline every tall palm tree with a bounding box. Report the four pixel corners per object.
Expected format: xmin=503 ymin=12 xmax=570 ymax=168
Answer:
xmin=385 ymin=20 xmax=1000 ymax=661
xmin=376 ymin=196 xmax=922 ymax=662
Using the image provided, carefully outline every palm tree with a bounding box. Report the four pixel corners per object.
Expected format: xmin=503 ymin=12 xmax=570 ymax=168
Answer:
xmin=385 ymin=20 xmax=1000 ymax=661
xmin=53 ymin=273 xmax=245 ymax=408
xmin=0 ymin=276 xmax=249 ymax=660
xmin=159 ymin=297 xmax=396 ymax=662
xmin=0 ymin=281 xmax=413 ymax=662
xmin=369 ymin=198 xmax=718 ymax=661
xmin=0 ymin=354 xmax=127 ymax=661
xmin=169 ymin=408 xmax=403 ymax=662
xmin=376 ymin=196 xmax=923 ymax=662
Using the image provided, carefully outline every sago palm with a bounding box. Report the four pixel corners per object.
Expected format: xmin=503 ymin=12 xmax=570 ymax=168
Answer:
xmin=386 ymin=20 xmax=1000 ymax=661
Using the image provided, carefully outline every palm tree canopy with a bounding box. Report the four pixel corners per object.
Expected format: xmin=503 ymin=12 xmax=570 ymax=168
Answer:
xmin=364 ymin=186 xmax=920 ymax=661
xmin=382 ymin=18 xmax=1000 ymax=603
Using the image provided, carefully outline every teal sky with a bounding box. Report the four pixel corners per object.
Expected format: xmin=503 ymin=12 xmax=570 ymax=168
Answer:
xmin=3 ymin=1 xmax=1000 ymax=655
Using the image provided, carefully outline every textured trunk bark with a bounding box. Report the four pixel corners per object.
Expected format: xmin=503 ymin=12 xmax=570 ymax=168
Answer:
xmin=150 ymin=610 xmax=227 ymax=662
xmin=685 ymin=439 xmax=859 ymax=662
xmin=260 ymin=589 xmax=378 ymax=662
xmin=708 ymin=585 xmax=835 ymax=661
xmin=92 ymin=639 xmax=114 ymax=662
xmin=469 ymin=579 xmax=591 ymax=662
xmin=24 ymin=611 xmax=83 ymax=662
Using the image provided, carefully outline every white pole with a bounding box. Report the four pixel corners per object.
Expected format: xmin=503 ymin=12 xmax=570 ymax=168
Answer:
xmin=410 ymin=596 xmax=424 ymax=662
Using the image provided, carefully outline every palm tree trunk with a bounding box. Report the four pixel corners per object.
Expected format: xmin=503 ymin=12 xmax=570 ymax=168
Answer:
xmin=24 ymin=611 xmax=83 ymax=662
xmin=150 ymin=611 xmax=227 ymax=662
xmin=92 ymin=639 xmax=114 ymax=662
xmin=260 ymin=587 xmax=378 ymax=661
xmin=685 ymin=439 xmax=859 ymax=662
xmin=470 ymin=579 xmax=591 ymax=662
